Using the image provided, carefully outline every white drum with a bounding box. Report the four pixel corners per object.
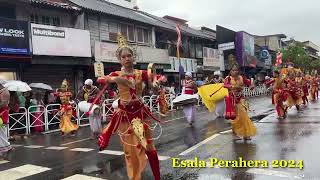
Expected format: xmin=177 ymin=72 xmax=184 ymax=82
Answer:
xmin=78 ymin=101 xmax=100 ymax=115
xmin=172 ymin=94 xmax=199 ymax=106
xmin=112 ymin=99 xmax=119 ymax=109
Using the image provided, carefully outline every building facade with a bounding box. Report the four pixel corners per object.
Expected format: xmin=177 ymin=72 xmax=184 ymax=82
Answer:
xmin=0 ymin=0 xmax=91 ymax=91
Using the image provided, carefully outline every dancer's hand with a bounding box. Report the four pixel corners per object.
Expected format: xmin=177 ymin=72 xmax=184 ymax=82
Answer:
xmin=98 ymin=133 xmax=109 ymax=151
xmin=97 ymin=76 xmax=110 ymax=84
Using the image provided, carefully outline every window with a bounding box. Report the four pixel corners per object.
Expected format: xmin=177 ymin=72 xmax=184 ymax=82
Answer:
xmin=0 ymin=71 xmax=16 ymax=81
xmin=143 ymin=29 xmax=149 ymax=43
xmin=30 ymin=14 xmax=39 ymax=24
xmin=127 ymin=25 xmax=134 ymax=41
xmin=52 ymin=17 xmax=61 ymax=26
xmin=31 ymin=14 xmax=61 ymax=26
xmin=136 ymin=27 xmax=150 ymax=44
xmin=109 ymin=22 xmax=118 ymax=41
xmin=189 ymin=38 xmax=195 ymax=58
xmin=137 ymin=28 xmax=144 ymax=42
xmin=42 ymin=16 xmax=50 ymax=25
xmin=196 ymin=43 xmax=203 ymax=58
xmin=119 ymin=24 xmax=127 ymax=39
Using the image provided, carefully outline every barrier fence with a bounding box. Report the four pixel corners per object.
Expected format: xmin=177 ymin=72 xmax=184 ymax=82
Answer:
xmin=6 ymin=86 xmax=269 ymax=136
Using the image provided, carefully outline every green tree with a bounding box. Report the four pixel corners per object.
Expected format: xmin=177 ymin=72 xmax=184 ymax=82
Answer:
xmin=281 ymin=42 xmax=311 ymax=71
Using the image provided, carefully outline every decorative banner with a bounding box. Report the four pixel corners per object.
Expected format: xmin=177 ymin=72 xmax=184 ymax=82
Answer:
xmin=94 ymin=62 xmax=105 ymax=77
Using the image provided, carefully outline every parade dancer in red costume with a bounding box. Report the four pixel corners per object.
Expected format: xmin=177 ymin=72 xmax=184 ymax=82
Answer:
xmin=310 ymin=71 xmax=319 ymax=102
xmin=96 ymin=33 xmax=166 ymax=180
xmin=266 ymin=70 xmax=287 ymax=119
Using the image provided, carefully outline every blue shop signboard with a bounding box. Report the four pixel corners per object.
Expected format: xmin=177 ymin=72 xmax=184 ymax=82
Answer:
xmin=0 ymin=18 xmax=30 ymax=55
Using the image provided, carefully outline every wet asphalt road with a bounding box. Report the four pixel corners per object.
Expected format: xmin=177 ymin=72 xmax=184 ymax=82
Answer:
xmin=3 ymin=96 xmax=319 ymax=180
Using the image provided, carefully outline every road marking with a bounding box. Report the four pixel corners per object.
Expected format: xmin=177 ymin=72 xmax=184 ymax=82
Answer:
xmin=198 ymin=174 xmax=229 ymax=179
xmin=247 ymin=168 xmax=303 ymax=179
xmin=163 ymin=111 xmax=208 ymax=123
xmin=179 ymin=134 xmax=220 ymax=156
xmin=158 ymin=156 xmax=171 ymax=161
xmin=205 ymin=162 xmax=220 ymax=169
xmin=70 ymin=148 xmax=94 ymax=152
xmin=61 ymin=138 xmax=91 ymax=146
xmin=10 ymin=144 xmax=23 ymax=148
xmin=0 ymin=160 xmax=9 ymax=165
xmin=45 ymin=146 xmax=68 ymax=150
xmin=98 ymin=150 xmax=170 ymax=161
xmin=24 ymin=145 xmax=44 ymax=149
xmin=0 ymin=164 xmax=51 ymax=179
xmin=219 ymin=129 xmax=232 ymax=134
xmin=99 ymin=150 xmax=124 ymax=156
xmin=62 ymin=174 xmax=105 ymax=180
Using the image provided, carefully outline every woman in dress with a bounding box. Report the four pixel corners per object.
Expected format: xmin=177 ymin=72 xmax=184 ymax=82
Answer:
xmin=96 ymin=33 xmax=165 ymax=180
xmin=224 ymin=64 xmax=256 ymax=140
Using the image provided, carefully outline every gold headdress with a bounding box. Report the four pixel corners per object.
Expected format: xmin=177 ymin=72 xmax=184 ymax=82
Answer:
xmin=116 ymin=33 xmax=135 ymax=58
xmin=61 ymin=79 xmax=69 ymax=90
xmin=280 ymin=67 xmax=296 ymax=78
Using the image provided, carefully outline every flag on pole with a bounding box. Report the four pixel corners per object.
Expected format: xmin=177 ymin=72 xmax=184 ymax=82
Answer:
xmin=176 ymin=24 xmax=181 ymax=59
xmin=275 ymin=51 xmax=282 ymax=66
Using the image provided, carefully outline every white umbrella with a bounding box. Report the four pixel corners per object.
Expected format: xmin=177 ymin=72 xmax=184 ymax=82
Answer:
xmin=4 ymin=80 xmax=32 ymax=92
xmin=29 ymin=83 xmax=53 ymax=91
xmin=0 ymin=79 xmax=7 ymax=85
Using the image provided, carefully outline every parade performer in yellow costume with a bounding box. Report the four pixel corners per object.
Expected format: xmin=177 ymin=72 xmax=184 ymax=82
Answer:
xmin=266 ymin=70 xmax=287 ymax=119
xmin=57 ymin=79 xmax=78 ymax=136
xmin=96 ymin=33 xmax=166 ymax=180
xmin=223 ymin=64 xmax=256 ymax=140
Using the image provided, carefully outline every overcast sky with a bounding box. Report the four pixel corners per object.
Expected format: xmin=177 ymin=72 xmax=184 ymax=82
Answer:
xmin=138 ymin=0 xmax=320 ymax=45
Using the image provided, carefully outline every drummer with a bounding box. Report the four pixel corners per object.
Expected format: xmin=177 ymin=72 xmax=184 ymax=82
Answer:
xmin=76 ymin=79 xmax=102 ymax=139
xmin=182 ymin=72 xmax=198 ymax=126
